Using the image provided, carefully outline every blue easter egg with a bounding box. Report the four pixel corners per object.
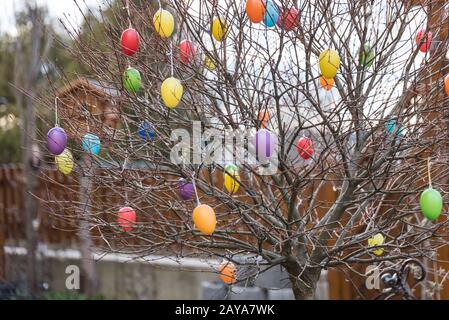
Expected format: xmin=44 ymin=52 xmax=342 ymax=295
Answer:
xmin=262 ymin=1 xmax=279 ymax=28
xmin=138 ymin=121 xmax=155 ymax=141
xmin=82 ymin=133 xmax=101 ymax=155
xmin=385 ymin=119 xmax=404 ymax=136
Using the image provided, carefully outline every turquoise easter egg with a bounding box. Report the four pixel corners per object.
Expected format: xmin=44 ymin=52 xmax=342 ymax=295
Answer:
xmin=82 ymin=133 xmax=101 ymax=155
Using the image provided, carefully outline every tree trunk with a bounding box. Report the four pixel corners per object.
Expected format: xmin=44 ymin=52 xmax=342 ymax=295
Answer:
xmin=284 ymin=261 xmax=322 ymax=300
xmin=78 ymin=154 xmax=98 ymax=296
xmin=13 ymin=4 xmax=55 ymax=297
xmin=23 ymin=111 xmax=38 ymax=297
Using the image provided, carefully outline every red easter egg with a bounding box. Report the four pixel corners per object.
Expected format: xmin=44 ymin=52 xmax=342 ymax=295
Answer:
xmin=296 ymin=137 xmax=313 ymax=160
xmin=117 ymin=206 xmax=136 ymax=232
xmin=121 ymin=28 xmax=140 ymax=56
xmin=415 ymin=30 xmax=432 ymax=53
xmin=179 ymin=40 xmax=195 ymax=65
xmin=277 ymin=7 xmax=299 ymax=31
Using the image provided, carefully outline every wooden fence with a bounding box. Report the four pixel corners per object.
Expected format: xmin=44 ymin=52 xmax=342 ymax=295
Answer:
xmin=0 ymin=164 xmax=448 ymax=299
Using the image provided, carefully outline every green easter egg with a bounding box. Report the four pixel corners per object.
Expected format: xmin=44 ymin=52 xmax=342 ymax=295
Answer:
xmin=419 ymin=188 xmax=443 ymax=221
xmin=123 ymin=67 xmax=142 ymax=93
xmin=224 ymin=163 xmax=238 ymax=175
xmin=359 ymin=43 xmax=374 ymax=68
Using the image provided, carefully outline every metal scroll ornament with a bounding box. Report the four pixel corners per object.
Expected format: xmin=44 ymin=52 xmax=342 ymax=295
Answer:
xmin=375 ymin=259 xmax=426 ymax=300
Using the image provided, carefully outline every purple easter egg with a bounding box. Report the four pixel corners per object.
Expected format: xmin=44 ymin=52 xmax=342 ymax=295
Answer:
xmin=47 ymin=127 xmax=67 ymax=155
xmin=254 ymin=129 xmax=274 ymax=161
xmin=178 ymin=179 xmax=194 ymax=200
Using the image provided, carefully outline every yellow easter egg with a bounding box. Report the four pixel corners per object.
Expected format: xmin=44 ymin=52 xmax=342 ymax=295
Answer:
xmin=319 ymin=49 xmax=340 ymax=79
xmin=153 ymin=9 xmax=174 ymax=38
xmin=204 ymin=55 xmax=216 ymax=71
xmin=55 ymin=149 xmax=74 ymax=175
xmin=212 ymin=17 xmax=228 ymax=42
xmin=368 ymin=233 xmax=385 ymax=256
xmin=161 ymin=77 xmax=184 ymax=109
xmin=224 ymin=172 xmax=240 ymax=194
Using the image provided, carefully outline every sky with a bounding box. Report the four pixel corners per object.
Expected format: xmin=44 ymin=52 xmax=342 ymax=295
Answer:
xmin=0 ymin=0 xmax=104 ymax=36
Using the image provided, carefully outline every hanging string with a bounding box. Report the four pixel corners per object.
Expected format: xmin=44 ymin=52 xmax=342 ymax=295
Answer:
xmin=125 ymin=0 xmax=132 ymax=28
xmin=427 ymin=157 xmax=432 ymax=188
xmin=54 ymin=97 xmax=60 ymax=127
xmin=170 ymin=40 xmax=174 ymax=76
xmin=191 ymin=171 xmax=201 ymax=206
xmin=125 ymin=184 xmax=129 ymax=205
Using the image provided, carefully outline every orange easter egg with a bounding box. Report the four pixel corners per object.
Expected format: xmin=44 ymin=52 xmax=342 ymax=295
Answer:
xmin=192 ymin=204 xmax=216 ymax=235
xmin=218 ymin=261 xmax=237 ymax=284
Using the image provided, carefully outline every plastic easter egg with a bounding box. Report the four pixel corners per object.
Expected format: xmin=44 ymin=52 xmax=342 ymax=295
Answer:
xmin=123 ymin=67 xmax=142 ymax=94
xmin=47 ymin=127 xmax=67 ymax=155
xmin=246 ymin=0 xmax=265 ymax=23
xmin=153 ymin=9 xmax=174 ymax=38
xmin=212 ymin=17 xmax=228 ymax=42
xmin=319 ymin=76 xmax=334 ymax=91
xmin=138 ymin=121 xmax=155 ymax=141
xmin=224 ymin=173 xmax=240 ymax=194
xmin=258 ymin=111 xmax=270 ymax=129
xmin=178 ymin=178 xmax=194 ymax=201
xmin=277 ymin=7 xmax=299 ymax=30
xmin=416 ymin=30 xmax=432 ymax=53
xmin=359 ymin=43 xmax=374 ymax=68
xmin=254 ymin=129 xmax=274 ymax=161
xmin=319 ymin=49 xmax=340 ymax=79
xmin=192 ymin=204 xmax=216 ymax=235
xmin=117 ymin=206 xmax=136 ymax=232
xmin=224 ymin=164 xmax=240 ymax=194
xmin=444 ymin=74 xmax=449 ymax=96
xmin=218 ymin=261 xmax=237 ymax=284
xmin=296 ymin=137 xmax=313 ymax=160
xmin=419 ymin=187 xmax=443 ymax=221
xmin=204 ymin=55 xmax=216 ymax=71
xmin=225 ymin=163 xmax=238 ymax=174
xmin=81 ymin=133 xmax=101 ymax=155
xmin=55 ymin=149 xmax=74 ymax=175
xmin=262 ymin=1 xmax=279 ymax=28
xmin=385 ymin=119 xmax=404 ymax=136
xmin=179 ymin=40 xmax=195 ymax=65
xmin=161 ymin=77 xmax=183 ymax=108
xmin=120 ymin=28 xmax=140 ymax=56
xmin=368 ymin=233 xmax=385 ymax=256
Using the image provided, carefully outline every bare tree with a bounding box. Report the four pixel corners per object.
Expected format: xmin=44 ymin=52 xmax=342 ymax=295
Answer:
xmin=14 ymin=3 xmax=52 ymax=295
xmin=37 ymin=0 xmax=448 ymax=299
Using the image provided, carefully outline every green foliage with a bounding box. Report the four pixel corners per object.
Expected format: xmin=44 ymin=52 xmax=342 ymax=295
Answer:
xmin=0 ymin=35 xmax=16 ymax=104
xmin=0 ymin=104 xmax=21 ymax=163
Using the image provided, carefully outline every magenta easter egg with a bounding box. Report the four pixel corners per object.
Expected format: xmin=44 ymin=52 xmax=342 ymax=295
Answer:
xmin=47 ymin=127 xmax=67 ymax=155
